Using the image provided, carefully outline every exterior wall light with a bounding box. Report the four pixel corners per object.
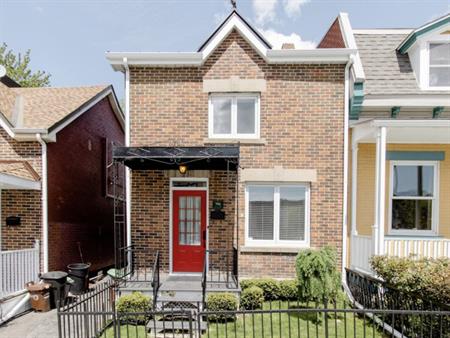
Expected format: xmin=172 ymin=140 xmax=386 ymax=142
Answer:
xmin=178 ymin=165 xmax=187 ymax=174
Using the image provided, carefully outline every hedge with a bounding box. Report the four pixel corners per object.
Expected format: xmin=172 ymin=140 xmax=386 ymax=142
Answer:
xmin=206 ymin=293 xmax=238 ymax=321
xmin=240 ymin=286 xmax=264 ymax=310
xmin=116 ymin=292 xmax=152 ymax=323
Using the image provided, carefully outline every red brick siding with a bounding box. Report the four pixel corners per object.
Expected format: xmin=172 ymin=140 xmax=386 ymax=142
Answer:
xmin=318 ymin=18 xmax=346 ymax=49
xmin=130 ymin=30 xmax=345 ymax=277
xmin=47 ymin=97 xmax=124 ymax=272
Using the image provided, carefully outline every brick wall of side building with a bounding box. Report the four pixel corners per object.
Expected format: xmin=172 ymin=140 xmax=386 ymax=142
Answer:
xmin=129 ymin=30 xmax=345 ymax=278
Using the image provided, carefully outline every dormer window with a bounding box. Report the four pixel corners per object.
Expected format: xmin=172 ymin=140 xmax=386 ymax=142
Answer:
xmin=429 ymin=43 xmax=450 ymax=87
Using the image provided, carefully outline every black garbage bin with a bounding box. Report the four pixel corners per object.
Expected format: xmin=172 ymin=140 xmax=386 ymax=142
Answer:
xmin=41 ymin=271 xmax=68 ymax=308
xmin=67 ymin=263 xmax=91 ymax=295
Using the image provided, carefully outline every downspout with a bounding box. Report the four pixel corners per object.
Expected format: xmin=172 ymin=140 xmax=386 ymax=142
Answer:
xmin=123 ymin=58 xmax=132 ymax=252
xmin=342 ymin=55 xmax=354 ymax=284
xmin=36 ymin=133 xmax=48 ymax=273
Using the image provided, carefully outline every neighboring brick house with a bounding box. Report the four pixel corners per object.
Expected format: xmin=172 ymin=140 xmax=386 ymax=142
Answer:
xmin=0 ymin=75 xmax=124 ymax=288
xmin=320 ymin=13 xmax=450 ymax=274
xmin=107 ymin=10 xmax=354 ymax=279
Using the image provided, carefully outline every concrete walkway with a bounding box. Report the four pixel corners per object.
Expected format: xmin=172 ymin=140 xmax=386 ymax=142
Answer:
xmin=0 ymin=309 xmax=59 ymax=338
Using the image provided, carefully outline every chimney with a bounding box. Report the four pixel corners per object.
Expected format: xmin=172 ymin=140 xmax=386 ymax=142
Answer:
xmin=281 ymin=43 xmax=295 ymax=50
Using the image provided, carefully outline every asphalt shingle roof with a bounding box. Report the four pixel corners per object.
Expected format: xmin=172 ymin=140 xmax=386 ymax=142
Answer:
xmin=0 ymin=81 xmax=109 ymax=130
xmin=354 ymin=33 xmax=450 ymax=96
xmin=0 ymin=161 xmax=40 ymax=181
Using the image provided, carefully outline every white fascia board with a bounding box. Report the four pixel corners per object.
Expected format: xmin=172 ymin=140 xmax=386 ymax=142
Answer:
xmin=0 ymin=115 xmax=15 ymax=138
xmin=0 ymin=173 xmax=41 ymax=190
xmin=363 ymin=94 xmax=450 ymax=107
xmin=338 ymin=13 xmax=365 ymax=81
xmin=106 ymin=52 xmax=203 ymax=71
xmin=266 ymin=48 xmax=356 ymax=63
xmin=352 ymin=29 xmax=413 ymax=34
xmin=201 ymin=15 xmax=269 ymax=61
xmin=372 ymin=119 xmax=450 ymax=128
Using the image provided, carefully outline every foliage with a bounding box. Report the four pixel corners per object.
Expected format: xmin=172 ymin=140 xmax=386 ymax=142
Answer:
xmin=278 ymin=280 xmax=299 ymax=301
xmin=371 ymin=255 xmax=450 ymax=305
xmin=206 ymin=293 xmax=238 ymax=321
xmin=296 ymin=247 xmax=341 ymax=302
xmin=240 ymin=286 xmax=264 ymax=310
xmin=116 ymin=292 xmax=152 ymax=323
xmin=240 ymin=278 xmax=281 ymax=300
xmin=0 ymin=43 xmax=51 ymax=87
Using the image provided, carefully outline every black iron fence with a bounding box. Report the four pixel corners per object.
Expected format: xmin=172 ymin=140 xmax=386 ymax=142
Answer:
xmin=58 ymin=280 xmax=450 ymax=338
xmin=346 ymin=268 xmax=450 ymax=337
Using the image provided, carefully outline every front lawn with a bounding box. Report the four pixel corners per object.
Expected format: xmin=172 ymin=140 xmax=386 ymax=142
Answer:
xmin=103 ymin=324 xmax=147 ymax=338
xmin=204 ymin=301 xmax=385 ymax=338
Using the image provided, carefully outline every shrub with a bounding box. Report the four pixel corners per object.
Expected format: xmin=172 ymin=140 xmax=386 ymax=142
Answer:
xmin=206 ymin=293 xmax=238 ymax=321
xmin=278 ymin=280 xmax=299 ymax=301
xmin=240 ymin=286 xmax=264 ymax=310
xmin=240 ymin=278 xmax=280 ymax=300
xmin=371 ymin=255 xmax=450 ymax=305
xmin=296 ymin=247 xmax=341 ymax=303
xmin=116 ymin=292 xmax=152 ymax=323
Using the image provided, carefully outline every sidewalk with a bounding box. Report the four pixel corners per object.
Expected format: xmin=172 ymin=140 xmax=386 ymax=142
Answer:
xmin=0 ymin=309 xmax=58 ymax=338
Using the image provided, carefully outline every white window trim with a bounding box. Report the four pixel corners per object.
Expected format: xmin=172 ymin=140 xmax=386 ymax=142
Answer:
xmin=208 ymin=93 xmax=260 ymax=139
xmin=423 ymin=41 xmax=450 ymax=91
xmin=245 ymin=183 xmax=310 ymax=248
xmin=388 ymin=160 xmax=440 ymax=236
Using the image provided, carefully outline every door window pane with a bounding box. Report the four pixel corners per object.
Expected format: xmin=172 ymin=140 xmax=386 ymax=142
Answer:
xmin=279 ymin=187 xmax=306 ymax=241
xmin=392 ymin=199 xmax=432 ymax=231
xmin=212 ymin=97 xmax=232 ymax=134
xmin=248 ymin=186 xmax=274 ymax=240
xmin=178 ymin=196 xmax=201 ymax=245
xmin=393 ymin=165 xmax=434 ymax=197
xmin=237 ymin=98 xmax=256 ymax=134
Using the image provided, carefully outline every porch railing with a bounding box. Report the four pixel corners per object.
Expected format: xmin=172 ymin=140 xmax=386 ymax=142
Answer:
xmin=151 ymin=251 xmax=160 ymax=308
xmin=0 ymin=240 xmax=40 ymax=298
xmin=350 ymin=235 xmax=373 ymax=273
xmin=384 ymin=237 xmax=450 ymax=259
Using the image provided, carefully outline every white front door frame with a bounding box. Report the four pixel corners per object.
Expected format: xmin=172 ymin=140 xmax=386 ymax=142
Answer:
xmin=169 ymin=177 xmax=209 ymax=275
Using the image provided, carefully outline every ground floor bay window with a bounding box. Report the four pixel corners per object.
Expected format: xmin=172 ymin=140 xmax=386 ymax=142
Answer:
xmin=245 ymin=184 xmax=310 ymax=247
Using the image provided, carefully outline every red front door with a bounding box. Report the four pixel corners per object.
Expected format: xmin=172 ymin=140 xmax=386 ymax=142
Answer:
xmin=172 ymin=190 xmax=207 ymax=273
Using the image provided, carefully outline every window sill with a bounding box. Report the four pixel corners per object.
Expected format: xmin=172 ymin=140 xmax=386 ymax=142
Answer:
xmin=240 ymin=246 xmax=307 ymax=254
xmin=203 ymin=138 xmax=266 ymax=145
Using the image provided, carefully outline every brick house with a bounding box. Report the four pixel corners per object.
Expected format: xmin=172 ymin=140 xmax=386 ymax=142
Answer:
xmin=0 ymin=75 xmax=124 ymax=319
xmin=106 ymin=10 xmax=354 ymax=284
xmin=320 ymin=13 xmax=450 ymax=274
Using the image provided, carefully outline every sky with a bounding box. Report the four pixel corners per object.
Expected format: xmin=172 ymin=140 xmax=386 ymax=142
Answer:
xmin=0 ymin=0 xmax=449 ymax=99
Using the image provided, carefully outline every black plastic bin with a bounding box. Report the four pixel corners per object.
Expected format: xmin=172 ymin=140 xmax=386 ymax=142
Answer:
xmin=67 ymin=263 xmax=91 ymax=294
xmin=41 ymin=271 xmax=68 ymax=308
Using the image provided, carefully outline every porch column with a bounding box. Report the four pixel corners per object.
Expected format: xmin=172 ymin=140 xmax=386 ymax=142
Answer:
xmin=373 ymin=127 xmax=387 ymax=255
xmin=351 ymin=142 xmax=358 ymax=236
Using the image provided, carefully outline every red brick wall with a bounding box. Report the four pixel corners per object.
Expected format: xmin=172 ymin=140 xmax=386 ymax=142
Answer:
xmin=0 ymin=128 xmax=42 ymax=252
xmin=318 ymin=18 xmax=346 ymax=49
xmin=47 ymin=97 xmax=124 ymax=272
xmin=129 ymin=30 xmax=345 ymax=278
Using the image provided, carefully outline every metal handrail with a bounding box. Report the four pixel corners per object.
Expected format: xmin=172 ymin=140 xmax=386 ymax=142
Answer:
xmin=201 ymin=250 xmax=208 ymax=308
xmin=151 ymin=251 xmax=160 ymax=309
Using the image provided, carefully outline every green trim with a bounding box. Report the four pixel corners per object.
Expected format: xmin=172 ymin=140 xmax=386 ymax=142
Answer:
xmin=387 ymin=151 xmax=445 ymax=161
xmin=398 ymin=15 xmax=450 ymax=54
xmin=391 ymin=107 xmax=401 ymax=118
xmin=350 ymin=82 xmax=364 ymax=120
xmin=433 ymin=106 xmax=444 ymax=119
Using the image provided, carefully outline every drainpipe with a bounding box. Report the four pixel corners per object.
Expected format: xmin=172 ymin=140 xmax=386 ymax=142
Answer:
xmin=36 ymin=134 xmax=48 ymax=273
xmin=123 ymin=58 xmax=132 ymax=253
xmin=341 ymin=55 xmax=354 ymax=284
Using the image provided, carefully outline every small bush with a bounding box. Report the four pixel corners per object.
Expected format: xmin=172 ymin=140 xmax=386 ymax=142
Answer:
xmin=240 ymin=278 xmax=280 ymax=300
xmin=116 ymin=292 xmax=152 ymax=323
xmin=371 ymin=255 xmax=450 ymax=305
xmin=278 ymin=280 xmax=299 ymax=301
xmin=206 ymin=293 xmax=238 ymax=321
xmin=296 ymin=246 xmax=341 ymax=303
xmin=240 ymin=286 xmax=264 ymax=310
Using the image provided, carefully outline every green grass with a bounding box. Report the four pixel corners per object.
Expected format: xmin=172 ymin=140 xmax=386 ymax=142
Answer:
xmin=204 ymin=301 xmax=386 ymax=338
xmin=102 ymin=324 xmax=147 ymax=338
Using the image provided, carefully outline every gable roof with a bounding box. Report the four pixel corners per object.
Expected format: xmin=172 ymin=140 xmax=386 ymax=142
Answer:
xmin=0 ymin=81 xmax=124 ymax=140
xmin=398 ymin=13 xmax=450 ymax=54
xmin=106 ymin=10 xmax=355 ymax=70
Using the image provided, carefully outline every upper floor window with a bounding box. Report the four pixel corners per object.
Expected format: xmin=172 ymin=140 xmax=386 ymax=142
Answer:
xmin=390 ymin=161 xmax=438 ymax=234
xmin=429 ymin=43 xmax=450 ymax=87
xmin=208 ymin=94 xmax=259 ymax=139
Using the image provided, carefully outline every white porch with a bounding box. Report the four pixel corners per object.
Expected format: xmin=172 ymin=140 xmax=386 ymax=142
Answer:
xmin=349 ymin=119 xmax=450 ymax=273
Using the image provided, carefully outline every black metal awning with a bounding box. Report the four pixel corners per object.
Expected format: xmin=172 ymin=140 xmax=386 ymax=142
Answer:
xmin=112 ymin=146 xmax=239 ymax=170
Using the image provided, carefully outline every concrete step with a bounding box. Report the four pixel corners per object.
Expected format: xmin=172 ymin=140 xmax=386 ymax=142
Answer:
xmin=158 ymin=292 xmax=203 ymax=303
xmin=147 ymin=320 xmax=207 ymax=333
